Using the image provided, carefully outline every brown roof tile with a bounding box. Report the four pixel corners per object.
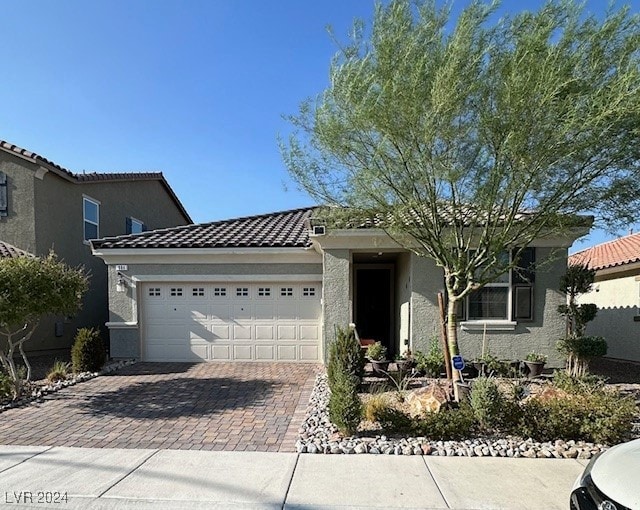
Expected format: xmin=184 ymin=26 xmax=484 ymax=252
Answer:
xmin=569 ymin=232 xmax=640 ymax=271
xmin=0 ymin=140 xmax=192 ymax=223
xmin=91 ymin=207 xmax=317 ymax=250
xmin=0 ymin=241 xmax=34 ymax=259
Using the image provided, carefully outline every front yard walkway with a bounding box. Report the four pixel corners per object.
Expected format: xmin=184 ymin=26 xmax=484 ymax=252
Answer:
xmin=0 ymin=362 xmax=320 ymax=452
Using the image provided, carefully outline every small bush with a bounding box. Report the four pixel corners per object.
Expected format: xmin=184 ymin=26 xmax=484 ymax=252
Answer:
xmin=71 ymin=328 xmax=106 ymax=373
xmin=363 ymin=393 xmax=390 ymax=422
xmin=413 ymin=403 xmax=477 ymax=441
xmin=519 ymin=389 xmax=636 ymax=444
xmin=552 ymin=370 xmax=606 ymax=395
xmin=375 ymin=407 xmax=413 ymax=433
xmin=328 ymin=368 xmax=362 ymax=436
xmin=470 ymin=377 xmax=506 ymax=430
xmin=46 ymin=360 xmax=70 ymax=383
xmin=327 ymin=326 xmax=365 ymax=388
xmin=0 ymin=371 xmax=12 ymax=399
xmin=366 ymin=341 xmax=387 ymax=361
xmin=414 ymin=337 xmax=444 ymax=376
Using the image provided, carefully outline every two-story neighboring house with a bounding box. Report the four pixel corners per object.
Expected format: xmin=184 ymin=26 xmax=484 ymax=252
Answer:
xmin=0 ymin=140 xmax=192 ymax=354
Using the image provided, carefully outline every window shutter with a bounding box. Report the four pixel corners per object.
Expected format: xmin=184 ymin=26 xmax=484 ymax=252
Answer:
xmin=125 ymin=217 xmax=132 ymax=234
xmin=512 ymin=247 xmax=535 ymax=284
xmin=0 ymin=171 xmax=7 ymax=217
xmin=513 ymin=286 xmax=534 ymax=321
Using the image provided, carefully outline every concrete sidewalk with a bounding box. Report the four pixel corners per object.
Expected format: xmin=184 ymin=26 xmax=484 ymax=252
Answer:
xmin=0 ymin=445 xmax=583 ymax=509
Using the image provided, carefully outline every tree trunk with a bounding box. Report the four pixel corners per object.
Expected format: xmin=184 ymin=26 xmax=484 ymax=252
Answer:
xmin=446 ymin=296 xmax=463 ymax=400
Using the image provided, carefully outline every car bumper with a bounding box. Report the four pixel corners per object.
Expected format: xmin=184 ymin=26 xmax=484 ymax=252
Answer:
xmin=571 ymin=455 xmax=631 ymax=510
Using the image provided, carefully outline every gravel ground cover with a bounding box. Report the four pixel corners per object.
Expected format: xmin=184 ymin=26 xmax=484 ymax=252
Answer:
xmin=296 ymin=359 xmax=640 ymax=457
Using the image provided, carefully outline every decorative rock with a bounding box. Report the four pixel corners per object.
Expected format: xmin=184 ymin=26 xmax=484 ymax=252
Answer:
xmin=522 ymin=449 xmax=537 ymax=458
xmin=421 ymin=444 xmax=432 ymax=455
xmin=405 ymin=383 xmax=450 ymax=416
xmin=355 ymin=443 xmax=367 ymax=454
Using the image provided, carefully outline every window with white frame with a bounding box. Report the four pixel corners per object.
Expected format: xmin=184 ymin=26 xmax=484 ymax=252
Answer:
xmin=462 ymin=248 xmax=536 ymax=322
xmin=148 ymin=287 xmax=161 ymax=297
xmin=83 ymin=197 xmax=99 ymax=241
xmin=258 ymin=287 xmax=271 ymax=297
xmin=280 ymin=287 xmax=293 ymax=297
xmin=213 ymin=287 xmax=227 ymax=297
xmin=302 ymin=287 xmax=316 ymax=297
xmin=236 ymin=287 xmax=249 ymax=297
xmin=170 ymin=287 xmax=183 ymax=297
xmin=192 ymin=287 xmax=205 ymax=297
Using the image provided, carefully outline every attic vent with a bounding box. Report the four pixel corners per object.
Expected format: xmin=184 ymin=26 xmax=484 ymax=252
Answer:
xmin=312 ymin=225 xmax=325 ymax=236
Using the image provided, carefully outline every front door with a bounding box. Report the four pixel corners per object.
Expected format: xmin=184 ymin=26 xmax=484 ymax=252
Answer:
xmin=354 ymin=266 xmax=394 ymax=357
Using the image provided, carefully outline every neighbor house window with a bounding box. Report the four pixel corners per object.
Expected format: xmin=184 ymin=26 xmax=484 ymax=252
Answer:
xmin=83 ymin=197 xmax=100 ymax=241
xmin=126 ymin=217 xmax=145 ymax=234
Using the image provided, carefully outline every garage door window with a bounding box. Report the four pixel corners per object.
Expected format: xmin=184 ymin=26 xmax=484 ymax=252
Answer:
xmin=170 ymin=288 xmax=183 ymax=297
xmin=213 ymin=287 xmax=227 ymax=296
xmin=258 ymin=287 xmax=271 ymax=297
xmin=192 ymin=287 xmax=205 ymax=297
xmin=148 ymin=287 xmax=161 ymax=297
xmin=236 ymin=287 xmax=249 ymax=297
xmin=280 ymin=287 xmax=293 ymax=297
xmin=303 ymin=287 xmax=316 ymax=297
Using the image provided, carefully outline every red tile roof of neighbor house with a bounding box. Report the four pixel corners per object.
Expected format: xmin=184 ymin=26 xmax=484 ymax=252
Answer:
xmin=0 ymin=140 xmax=192 ymax=223
xmin=91 ymin=207 xmax=317 ymax=250
xmin=569 ymin=232 xmax=640 ymax=271
xmin=0 ymin=241 xmax=34 ymax=259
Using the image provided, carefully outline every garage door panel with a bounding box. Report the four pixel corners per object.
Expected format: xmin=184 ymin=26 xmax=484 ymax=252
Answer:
xmin=142 ymin=282 xmax=321 ymax=362
xmin=211 ymin=344 xmax=231 ymax=360
xmin=255 ymin=325 xmax=274 ymax=340
xmin=277 ymin=325 xmax=296 ymax=340
xmin=277 ymin=345 xmax=297 ymax=361
xmin=234 ymin=345 xmax=252 ymax=360
xmin=211 ymin=324 xmax=230 ymax=339
xmin=255 ymin=345 xmax=274 ymax=360
xmin=299 ymin=325 xmax=319 ymax=340
xmin=276 ymin=303 xmax=297 ymax=320
xmin=300 ymin=344 xmax=319 ymax=361
xmin=233 ymin=324 xmax=252 ymax=340
xmin=299 ymin=301 xmax=321 ymax=319
xmin=233 ymin=305 xmax=251 ymax=319
xmin=255 ymin=303 xmax=275 ymax=319
xmin=211 ymin=304 xmax=231 ymax=320
xmin=189 ymin=305 xmax=209 ymax=321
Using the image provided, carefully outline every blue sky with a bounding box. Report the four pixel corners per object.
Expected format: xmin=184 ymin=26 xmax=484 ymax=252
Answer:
xmin=0 ymin=0 xmax=638 ymax=253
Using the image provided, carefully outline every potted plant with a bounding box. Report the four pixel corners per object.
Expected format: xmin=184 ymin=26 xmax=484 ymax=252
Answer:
xmin=524 ymin=352 xmax=547 ymax=378
xmin=366 ymin=341 xmax=389 ymax=376
xmin=395 ymin=349 xmax=414 ymax=372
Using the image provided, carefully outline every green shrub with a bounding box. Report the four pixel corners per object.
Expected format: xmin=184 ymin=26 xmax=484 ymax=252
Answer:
xmin=552 ymin=370 xmax=606 ymax=395
xmin=412 ymin=403 xmax=477 ymax=440
xmin=71 ymin=328 xmax=106 ymax=373
xmin=376 ymin=407 xmax=414 ymax=433
xmin=328 ymin=368 xmax=362 ymax=436
xmin=363 ymin=393 xmax=390 ymax=422
xmin=0 ymin=371 xmax=12 ymax=399
xmin=366 ymin=341 xmax=387 ymax=361
xmin=557 ymin=336 xmax=608 ymax=359
xmin=414 ymin=337 xmax=444 ymax=376
xmin=519 ymin=390 xmax=636 ymax=444
xmin=46 ymin=360 xmax=70 ymax=383
xmin=469 ymin=377 xmax=506 ymax=430
xmin=327 ymin=326 xmax=365 ymax=389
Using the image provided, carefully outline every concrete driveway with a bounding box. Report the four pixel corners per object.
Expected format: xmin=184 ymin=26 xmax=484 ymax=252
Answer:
xmin=0 ymin=362 xmax=320 ymax=452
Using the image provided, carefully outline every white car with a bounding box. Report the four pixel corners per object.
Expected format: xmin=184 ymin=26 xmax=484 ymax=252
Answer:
xmin=571 ymin=438 xmax=640 ymax=510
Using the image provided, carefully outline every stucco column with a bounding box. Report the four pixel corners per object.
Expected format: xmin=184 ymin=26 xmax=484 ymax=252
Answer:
xmin=410 ymin=253 xmax=442 ymax=353
xmin=322 ymin=249 xmax=351 ymax=361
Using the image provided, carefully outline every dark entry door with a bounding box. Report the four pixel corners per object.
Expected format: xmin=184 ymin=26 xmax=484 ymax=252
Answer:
xmin=355 ymin=267 xmax=393 ymax=357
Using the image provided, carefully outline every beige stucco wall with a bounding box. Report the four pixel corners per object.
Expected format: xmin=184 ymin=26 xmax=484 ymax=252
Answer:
xmin=0 ymin=151 xmax=37 ymax=252
xmin=321 ymin=249 xmax=351 ymax=362
xmin=578 ymin=270 xmax=640 ymax=361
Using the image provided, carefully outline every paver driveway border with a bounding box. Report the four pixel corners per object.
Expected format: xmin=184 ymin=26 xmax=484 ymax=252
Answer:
xmin=0 ymin=362 xmax=321 ymax=452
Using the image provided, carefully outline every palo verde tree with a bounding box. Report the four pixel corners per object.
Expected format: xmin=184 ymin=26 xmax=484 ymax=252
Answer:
xmin=0 ymin=253 xmax=88 ymax=397
xmin=281 ymin=0 xmax=640 ymax=392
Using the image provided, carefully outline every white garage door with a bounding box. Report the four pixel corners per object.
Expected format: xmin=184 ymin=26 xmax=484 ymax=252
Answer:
xmin=141 ymin=282 xmax=322 ymax=362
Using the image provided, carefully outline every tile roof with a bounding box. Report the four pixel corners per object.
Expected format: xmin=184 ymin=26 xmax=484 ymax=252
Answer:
xmin=569 ymin=232 xmax=640 ymax=271
xmin=0 ymin=241 xmax=34 ymax=259
xmin=0 ymin=140 xmax=192 ymax=223
xmin=91 ymin=207 xmax=317 ymax=250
